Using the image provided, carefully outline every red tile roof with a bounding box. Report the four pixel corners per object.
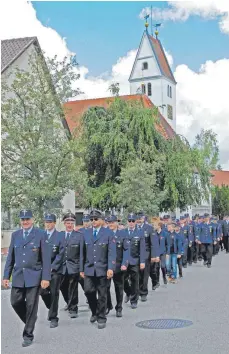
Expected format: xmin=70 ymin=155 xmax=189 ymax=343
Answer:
xmin=149 ymin=35 xmax=176 ymax=84
xmin=63 ymin=94 xmax=176 ymax=140
xmin=211 ymin=170 xmax=229 ymax=187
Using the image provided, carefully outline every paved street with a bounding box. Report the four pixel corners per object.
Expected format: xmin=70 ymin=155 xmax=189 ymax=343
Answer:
xmin=1 ymin=252 xmax=229 ymax=354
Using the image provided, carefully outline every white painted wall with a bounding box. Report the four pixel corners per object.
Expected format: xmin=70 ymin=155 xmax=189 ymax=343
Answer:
xmin=130 ymin=77 xmax=176 ymax=131
xmin=2 ymin=44 xmax=36 ymax=89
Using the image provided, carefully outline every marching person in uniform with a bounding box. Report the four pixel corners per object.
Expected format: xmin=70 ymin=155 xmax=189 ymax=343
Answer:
xmin=40 ymin=213 xmax=65 ymax=328
xmin=165 ymin=223 xmax=182 ymax=283
xmin=82 ymin=210 xmax=116 ymax=329
xmin=60 ymin=213 xmax=84 ymax=318
xmin=212 ymin=216 xmax=221 ymax=256
xmin=106 ymin=215 xmax=129 ymax=317
xmin=123 ymin=213 xmax=145 ymax=309
xmin=195 ymin=213 xmax=217 ymax=268
xmin=2 ymin=210 xmax=51 ymax=347
xmin=192 ymin=215 xmax=200 ymax=263
xmin=185 ymin=213 xmax=195 ymax=265
xmin=174 ymin=223 xmax=184 ymax=278
xmin=151 ymin=218 xmax=167 ymax=287
xmin=80 ymin=214 xmax=91 ymax=231
xmin=222 ymin=213 xmax=229 ymax=253
xmin=179 ymin=216 xmax=190 ymax=268
xmin=136 ymin=212 xmax=159 ymax=301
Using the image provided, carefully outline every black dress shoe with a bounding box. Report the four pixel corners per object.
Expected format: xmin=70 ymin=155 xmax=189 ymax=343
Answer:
xmin=50 ymin=320 xmax=58 ymax=328
xmin=152 ymin=285 xmax=157 ymax=290
xmin=98 ymin=322 xmax=106 ymax=329
xmin=90 ymin=315 xmax=97 ymax=323
xmin=156 ymin=282 xmax=160 ymax=288
xmin=116 ymin=311 xmax=122 ymax=317
xmin=163 ymin=277 xmax=168 ymax=284
xmin=69 ymin=311 xmax=78 ymax=318
xmin=141 ymin=295 xmax=147 ymax=302
xmin=131 ymin=303 xmax=137 ymax=309
xmin=207 ymin=264 xmax=211 ymax=268
xmin=22 ymin=339 xmax=32 ymax=347
xmin=124 ymin=295 xmax=130 ymax=303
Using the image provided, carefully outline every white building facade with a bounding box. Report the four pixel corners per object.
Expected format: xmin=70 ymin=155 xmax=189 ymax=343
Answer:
xmin=129 ymin=30 xmax=177 ymax=131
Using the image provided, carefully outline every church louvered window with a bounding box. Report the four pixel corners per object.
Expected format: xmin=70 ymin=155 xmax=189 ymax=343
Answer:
xmin=167 ymin=85 xmax=170 ymax=97
xmin=170 ymin=86 xmax=172 ymax=98
xmin=148 ymin=83 xmax=152 ymax=96
xmin=167 ymin=104 xmax=173 ymax=120
xmin=141 ymin=84 xmax=146 ymax=94
xmin=142 ymin=62 xmax=148 ymax=70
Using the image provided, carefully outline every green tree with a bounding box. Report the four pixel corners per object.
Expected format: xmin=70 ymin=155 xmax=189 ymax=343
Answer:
xmin=1 ymin=51 xmax=88 ymax=225
xmin=193 ymin=129 xmax=220 ymax=169
xmin=212 ymin=185 xmax=229 ymax=218
xmin=77 ymin=97 xmax=212 ymax=212
xmin=115 ymin=159 xmax=166 ymax=214
xmin=108 ymin=82 xmax=120 ymax=96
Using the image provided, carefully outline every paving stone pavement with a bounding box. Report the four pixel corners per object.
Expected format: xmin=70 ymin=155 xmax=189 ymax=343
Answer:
xmin=1 ymin=252 xmax=229 ymax=354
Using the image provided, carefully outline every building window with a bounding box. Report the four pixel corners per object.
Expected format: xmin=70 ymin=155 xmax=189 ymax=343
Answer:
xmin=141 ymin=84 xmax=146 ymax=94
xmin=148 ymin=83 xmax=152 ymax=96
xmin=167 ymin=85 xmax=172 ymax=98
xmin=170 ymin=86 xmax=172 ymax=98
xmin=167 ymin=104 xmax=173 ymax=120
xmin=167 ymin=85 xmax=170 ymax=97
xmin=142 ymin=62 xmax=148 ymax=70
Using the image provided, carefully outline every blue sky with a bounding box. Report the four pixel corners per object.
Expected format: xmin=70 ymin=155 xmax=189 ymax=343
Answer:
xmin=33 ymin=1 xmax=229 ymax=76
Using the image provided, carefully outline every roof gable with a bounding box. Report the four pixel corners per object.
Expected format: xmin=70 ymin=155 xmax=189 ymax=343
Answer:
xmin=129 ymin=31 xmax=161 ymax=82
xmin=1 ymin=37 xmax=38 ymax=73
xmin=63 ymin=94 xmax=176 ymax=140
xmin=148 ymin=34 xmax=176 ymax=84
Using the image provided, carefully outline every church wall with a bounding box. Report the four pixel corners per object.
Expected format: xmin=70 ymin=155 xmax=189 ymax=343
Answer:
xmin=161 ymin=77 xmax=176 ymax=131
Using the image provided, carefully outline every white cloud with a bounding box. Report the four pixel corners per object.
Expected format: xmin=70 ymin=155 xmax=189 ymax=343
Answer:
xmin=1 ymin=1 xmax=228 ymax=168
xmin=140 ymin=1 xmax=229 ymax=35
xmin=175 ymin=59 xmax=229 ymax=169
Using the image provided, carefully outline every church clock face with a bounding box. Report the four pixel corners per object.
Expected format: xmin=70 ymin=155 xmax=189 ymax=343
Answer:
xmin=167 ymin=104 xmax=173 ymax=120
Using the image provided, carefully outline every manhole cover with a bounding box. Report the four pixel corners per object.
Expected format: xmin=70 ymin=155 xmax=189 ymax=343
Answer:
xmin=136 ymin=319 xmax=193 ymax=329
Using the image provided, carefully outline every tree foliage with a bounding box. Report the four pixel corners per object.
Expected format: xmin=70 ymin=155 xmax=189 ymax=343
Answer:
xmin=193 ymin=129 xmax=220 ymax=170
xmin=76 ymin=97 xmax=215 ymax=213
xmin=212 ymin=185 xmax=229 ymax=218
xmin=1 ymin=51 xmax=87 ymax=225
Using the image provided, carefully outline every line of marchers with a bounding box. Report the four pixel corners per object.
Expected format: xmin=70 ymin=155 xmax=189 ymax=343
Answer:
xmin=1 ymin=36 xmax=229 ymax=248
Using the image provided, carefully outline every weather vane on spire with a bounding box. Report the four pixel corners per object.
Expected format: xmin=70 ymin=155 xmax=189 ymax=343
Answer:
xmin=153 ymin=23 xmax=161 ymax=39
xmin=144 ymin=14 xmax=149 ymax=31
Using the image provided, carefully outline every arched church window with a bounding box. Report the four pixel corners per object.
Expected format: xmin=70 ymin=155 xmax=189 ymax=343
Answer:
xmin=170 ymin=86 xmax=172 ymax=98
xmin=148 ymin=83 xmax=152 ymax=96
xmin=141 ymin=84 xmax=146 ymax=94
xmin=142 ymin=62 xmax=148 ymax=70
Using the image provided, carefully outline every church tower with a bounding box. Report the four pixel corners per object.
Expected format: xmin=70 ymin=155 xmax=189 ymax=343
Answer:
xmin=129 ymin=25 xmax=177 ymax=131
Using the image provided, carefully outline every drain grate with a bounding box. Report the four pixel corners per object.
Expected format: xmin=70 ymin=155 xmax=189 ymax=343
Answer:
xmin=136 ymin=319 xmax=193 ymax=329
